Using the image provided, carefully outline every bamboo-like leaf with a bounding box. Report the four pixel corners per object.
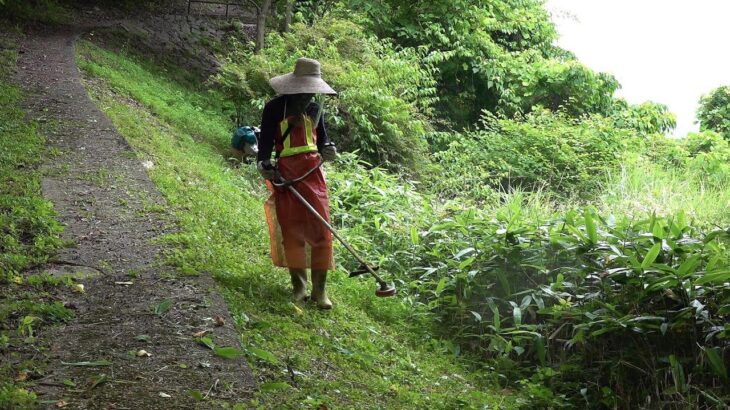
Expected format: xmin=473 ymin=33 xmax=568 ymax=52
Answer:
xmin=247 ymin=347 xmax=280 ymax=365
xmin=652 ymin=221 xmax=664 ymax=240
xmin=584 ymin=211 xmax=597 ymax=245
xmin=214 ymin=346 xmax=243 ymax=359
xmin=669 ymin=355 xmax=687 ymax=393
xmin=188 ymin=390 xmax=205 ymax=401
xmin=677 ymin=255 xmax=701 ymax=277
xmin=61 ymin=360 xmax=112 ymax=367
xmin=459 ymin=257 xmax=475 ymax=270
xmin=703 ymin=347 xmax=728 ymax=382
xmin=694 ymin=269 xmax=730 ymax=285
xmin=534 ymin=336 xmax=546 ymax=366
xmin=153 ymin=299 xmax=173 ymax=316
xmin=260 ymin=382 xmax=290 ymax=392
xmin=410 ymin=226 xmax=419 ymax=245
xmin=512 ymin=304 xmax=522 ymax=326
xmin=435 ymin=277 xmax=447 ymax=295
xmin=641 ymin=243 xmax=662 ymax=269
xmin=196 ymin=336 xmax=215 ymax=350
xmin=487 ymin=299 xmax=500 ymax=332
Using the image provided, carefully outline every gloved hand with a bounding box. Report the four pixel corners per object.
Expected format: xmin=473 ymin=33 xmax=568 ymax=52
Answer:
xmin=257 ymin=160 xmax=277 ymax=180
xmin=320 ymin=143 xmax=338 ymax=161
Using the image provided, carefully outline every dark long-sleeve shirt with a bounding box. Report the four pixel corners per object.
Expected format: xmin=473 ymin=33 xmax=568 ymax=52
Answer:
xmin=257 ymin=95 xmax=331 ymax=163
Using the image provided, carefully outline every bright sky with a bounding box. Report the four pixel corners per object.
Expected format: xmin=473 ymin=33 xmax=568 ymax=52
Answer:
xmin=546 ymin=0 xmax=730 ymax=136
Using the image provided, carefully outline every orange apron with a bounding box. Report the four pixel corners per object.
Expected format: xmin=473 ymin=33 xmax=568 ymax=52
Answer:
xmin=264 ymin=113 xmax=334 ymax=271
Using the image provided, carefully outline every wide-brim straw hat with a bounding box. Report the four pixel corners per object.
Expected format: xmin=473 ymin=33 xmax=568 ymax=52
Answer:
xmin=269 ymin=57 xmax=337 ymax=95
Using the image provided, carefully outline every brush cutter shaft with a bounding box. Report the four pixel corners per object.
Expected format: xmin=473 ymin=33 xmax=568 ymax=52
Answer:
xmin=284 ymin=184 xmax=387 ymax=286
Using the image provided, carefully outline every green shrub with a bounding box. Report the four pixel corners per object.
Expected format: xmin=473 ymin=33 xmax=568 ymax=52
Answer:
xmin=610 ymin=99 xmax=677 ymax=136
xmin=214 ymin=15 xmax=437 ymax=173
xmin=635 ymin=131 xmax=730 ymax=190
xmin=697 ymin=85 xmax=730 ymax=140
xmin=349 ymin=0 xmax=619 ymax=125
xmin=683 ymin=131 xmax=730 ymax=187
xmin=429 ymin=110 xmax=630 ymax=200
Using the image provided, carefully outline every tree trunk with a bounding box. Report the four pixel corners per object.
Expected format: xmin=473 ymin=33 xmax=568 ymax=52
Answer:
xmin=283 ymin=0 xmax=294 ymax=32
xmin=255 ymin=0 xmax=274 ymax=53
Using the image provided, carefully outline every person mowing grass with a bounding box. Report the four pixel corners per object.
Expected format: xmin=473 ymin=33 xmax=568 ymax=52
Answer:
xmin=257 ymin=58 xmax=338 ymax=309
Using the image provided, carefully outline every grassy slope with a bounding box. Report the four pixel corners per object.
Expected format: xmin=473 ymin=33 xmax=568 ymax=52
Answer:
xmin=75 ymin=40 xmax=521 ymax=409
xmin=0 ymin=29 xmax=70 ymax=409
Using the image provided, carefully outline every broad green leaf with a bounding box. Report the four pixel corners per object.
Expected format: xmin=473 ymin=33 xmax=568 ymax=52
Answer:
xmin=260 ymin=382 xmax=290 ymax=392
xmin=188 ymin=390 xmax=205 ymax=401
xmin=459 ymin=257 xmax=475 ymax=270
xmin=534 ymin=336 xmax=546 ymax=366
xmin=409 ymin=226 xmax=419 ymax=245
xmin=652 ymin=221 xmax=664 ymax=239
xmin=487 ymin=299 xmax=500 ymax=332
xmin=512 ymin=305 xmax=522 ymax=326
xmin=153 ymin=299 xmax=173 ymax=316
xmin=669 ymin=355 xmax=687 ymax=393
xmin=703 ymin=347 xmax=728 ymax=381
xmin=584 ymin=211 xmax=597 ymax=245
xmin=247 ymin=347 xmax=280 ymax=365
xmin=705 ymin=254 xmax=721 ymax=271
xmin=196 ymin=336 xmax=215 ymax=350
xmin=694 ymin=270 xmax=730 ymax=285
xmin=641 ymin=243 xmax=662 ymax=269
xmin=435 ymin=277 xmax=447 ymax=295
xmin=677 ymin=255 xmax=701 ymax=277
xmin=214 ymin=346 xmax=243 ymax=359
xmin=454 ymin=247 xmax=475 ymax=259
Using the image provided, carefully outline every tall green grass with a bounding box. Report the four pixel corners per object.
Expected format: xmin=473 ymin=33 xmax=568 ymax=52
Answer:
xmin=600 ymin=159 xmax=730 ymax=226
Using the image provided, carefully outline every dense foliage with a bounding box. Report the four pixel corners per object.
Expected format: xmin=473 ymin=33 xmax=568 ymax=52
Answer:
xmin=345 ymin=0 xmax=619 ymax=126
xmin=430 ymin=110 xmax=631 ymax=200
xmin=416 ymin=209 xmax=730 ymax=407
xmin=610 ymin=99 xmax=677 ymax=136
xmin=697 ymin=85 xmax=730 ymax=141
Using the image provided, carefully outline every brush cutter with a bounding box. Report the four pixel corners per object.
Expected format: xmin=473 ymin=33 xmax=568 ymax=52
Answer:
xmin=272 ymin=161 xmax=397 ymax=298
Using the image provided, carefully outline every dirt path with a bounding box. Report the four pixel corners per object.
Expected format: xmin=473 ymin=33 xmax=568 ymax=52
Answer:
xmin=16 ymin=26 xmax=254 ymax=409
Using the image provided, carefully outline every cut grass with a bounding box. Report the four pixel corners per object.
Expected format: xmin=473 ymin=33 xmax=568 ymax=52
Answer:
xmin=76 ymin=40 xmax=520 ymax=409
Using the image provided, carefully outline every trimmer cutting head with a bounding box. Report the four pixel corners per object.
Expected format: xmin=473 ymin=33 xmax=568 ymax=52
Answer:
xmin=375 ymin=282 xmax=397 ymax=298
